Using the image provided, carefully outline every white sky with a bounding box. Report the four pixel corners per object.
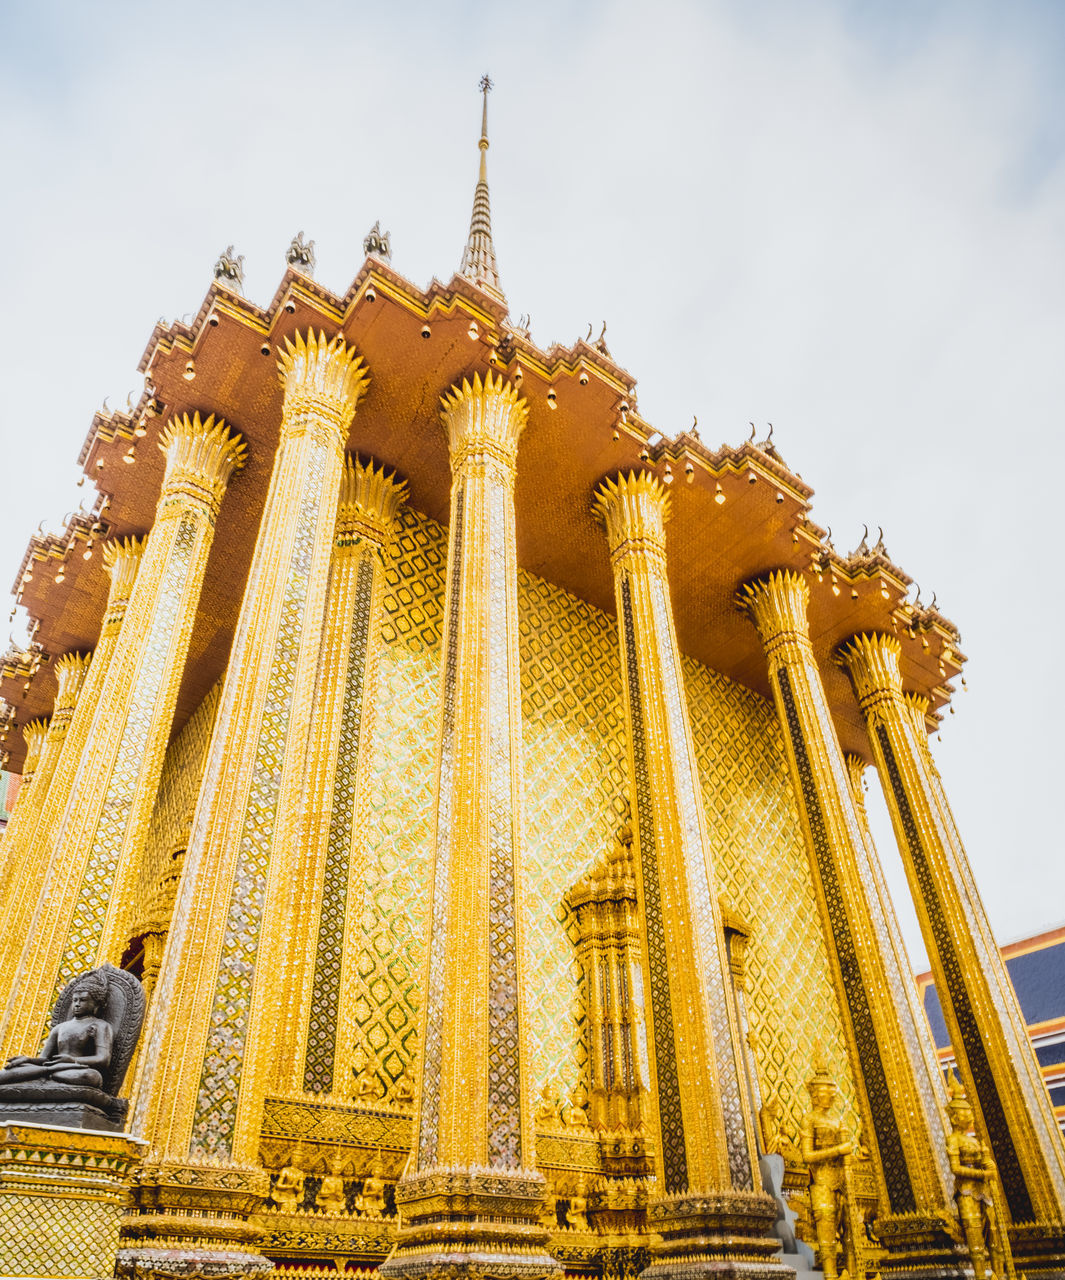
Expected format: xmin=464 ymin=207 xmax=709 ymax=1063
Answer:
xmin=1 ymin=0 xmax=1063 ymax=969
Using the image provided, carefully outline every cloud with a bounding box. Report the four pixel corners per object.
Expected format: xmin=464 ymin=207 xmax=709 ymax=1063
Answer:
xmin=1 ymin=0 xmax=1063 ymax=961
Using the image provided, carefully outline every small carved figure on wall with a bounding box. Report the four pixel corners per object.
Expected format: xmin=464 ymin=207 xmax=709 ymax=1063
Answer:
xmin=271 ymin=1146 xmax=306 ymax=1214
xmin=315 ymin=1150 xmax=348 ymax=1215
xmin=0 ymin=963 xmax=144 ymax=1131
xmin=565 ymin=1082 xmax=590 ymax=1129
xmin=394 ymin=1067 xmax=415 ymax=1105
xmin=352 ymin=1046 xmax=384 ymax=1102
xmin=566 ymin=1175 xmax=590 ymax=1231
xmin=534 ymin=1078 xmax=561 ymax=1126
xmin=946 ymin=1072 xmax=1011 ymax=1280
xmin=800 ymin=1054 xmax=854 ymax=1280
xmin=539 ymin=1178 xmax=559 ymax=1229
xmin=355 ymin=1150 xmax=388 ymax=1216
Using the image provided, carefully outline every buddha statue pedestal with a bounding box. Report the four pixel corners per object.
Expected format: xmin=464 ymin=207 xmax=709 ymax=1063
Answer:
xmin=0 ymin=1121 xmax=146 ymax=1279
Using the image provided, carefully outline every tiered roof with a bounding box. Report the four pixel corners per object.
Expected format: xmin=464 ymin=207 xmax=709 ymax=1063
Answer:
xmin=0 ymin=87 xmax=964 ymax=772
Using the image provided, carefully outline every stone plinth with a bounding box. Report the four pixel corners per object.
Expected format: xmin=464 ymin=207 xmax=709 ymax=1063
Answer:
xmin=0 ymin=1121 xmax=145 ymax=1280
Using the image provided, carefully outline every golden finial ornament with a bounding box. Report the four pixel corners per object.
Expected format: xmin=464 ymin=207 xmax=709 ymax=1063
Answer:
xmin=458 ymin=75 xmax=504 ymax=301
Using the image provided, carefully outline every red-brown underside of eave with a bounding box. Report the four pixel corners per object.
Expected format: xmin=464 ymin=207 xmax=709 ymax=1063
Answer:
xmin=2 ymin=269 xmax=961 ymax=771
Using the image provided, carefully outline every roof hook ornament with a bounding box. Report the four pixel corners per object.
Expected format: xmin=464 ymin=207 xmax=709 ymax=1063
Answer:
xmin=286 ymin=230 xmax=317 ymax=277
xmin=854 ymin=524 xmax=870 ymax=556
xmin=363 ymin=221 xmax=392 ymax=262
xmin=872 ymin=525 xmax=887 ymax=556
xmin=747 ymin=422 xmax=757 ymax=443
xmin=594 ymin=321 xmax=611 ymax=357
xmin=759 ymin=422 xmax=782 ymax=462
xmin=213 ymin=245 xmax=245 ymax=292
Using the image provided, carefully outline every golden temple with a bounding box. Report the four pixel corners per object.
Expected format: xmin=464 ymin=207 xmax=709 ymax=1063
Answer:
xmin=0 ymin=80 xmax=1063 ymax=1280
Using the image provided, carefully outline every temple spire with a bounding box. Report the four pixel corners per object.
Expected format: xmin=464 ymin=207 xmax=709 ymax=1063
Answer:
xmin=458 ymin=74 xmax=505 ymax=303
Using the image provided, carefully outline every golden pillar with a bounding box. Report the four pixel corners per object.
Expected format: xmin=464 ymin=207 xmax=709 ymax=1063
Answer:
xmin=27 ymin=654 xmax=92 ymax=801
xmin=844 ymin=751 xmax=949 ymax=1113
xmin=383 ymin=372 xmax=558 ymax=1280
xmin=840 ymin=631 xmax=1065 ymax=1275
xmin=123 ymin=333 xmax=369 ymax=1275
xmin=739 ymin=572 xmax=965 ymax=1275
xmin=277 ymin=454 xmax=406 ymax=1097
xmin=0 ymin=655 xmax=89 ymax=954
xmin=0 ymin=541 xmax=143 ymax=984
xmin=594 ymin=473 xmax=779 ymax=1280
xmin=1 ymin=417 xmax=244 ymax=1061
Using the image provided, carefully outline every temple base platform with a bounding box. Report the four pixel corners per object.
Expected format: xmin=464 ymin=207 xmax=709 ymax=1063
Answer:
xmin=1007 ymin=1221 xmax=1065 ymax=1280
xmin=115 ymin=1156 xmax=274 ymax=1279
xmin=0 ymin=1121 xmax=145 ymax=1280
xmin=381 ymin=1165 xmax=563 ymax=1280
xmin=640 ymin=1189 xmax=793 ymax=1280
xmin=873 ymin=1211 xmax=973 ymax=1280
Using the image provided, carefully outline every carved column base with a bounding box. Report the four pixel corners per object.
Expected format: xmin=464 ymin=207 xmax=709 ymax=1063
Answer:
xmin=640 ymin=1190 xmax=789 ymax=1280
xmin=116 ymin=1158 xmax=273 ymax=1278
xmin=0 ymin=1122 xmax=145 ymax=1280
xmin=1008 ymin=1221 xmax=1065 ymax=1280
xmin=874 ymin=1211 xmax=973 ymax=1280
xmin=381 ymin=1167 xmax=562 ymax=1280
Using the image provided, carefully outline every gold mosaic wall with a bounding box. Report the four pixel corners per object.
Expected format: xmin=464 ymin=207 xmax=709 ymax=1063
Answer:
xmin=131 ymin=679 xmax=222 ymax=938
xmin=315 ymin=505 xmax=854 ymax=1144
xmin=353 ymin=508 xmax=447 ymax=1092
xmin=682 ymin=658 xmax=859 ymax=1139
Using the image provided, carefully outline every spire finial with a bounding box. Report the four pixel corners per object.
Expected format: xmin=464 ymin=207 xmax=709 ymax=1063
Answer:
xmin=459 ymin=75 xmax=505 ymax=304
xmin=479 ymin=74 xmax=492 ymax=140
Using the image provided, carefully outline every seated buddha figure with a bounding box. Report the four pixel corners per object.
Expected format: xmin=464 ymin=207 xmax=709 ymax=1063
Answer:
xmin=0 ymin=971 xmax=112 ymax=1089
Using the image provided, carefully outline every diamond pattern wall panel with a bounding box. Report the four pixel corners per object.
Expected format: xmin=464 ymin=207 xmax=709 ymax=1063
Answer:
xmin=682 ymin=654 xmax=859 ymax=1140
xmin=356 ymin=505 xmax=854 ymax=1151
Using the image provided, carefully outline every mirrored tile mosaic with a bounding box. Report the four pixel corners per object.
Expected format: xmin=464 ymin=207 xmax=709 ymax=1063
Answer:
xmin=192 ymin=444 xmax=329 ymax=1153
xmin=682 ymin=652 xmax=860 ymax=1152
xmin=304 ymin=554 xmax=375 ymax=1093
xmin=56 ymin=513 xmax=199 ymax=998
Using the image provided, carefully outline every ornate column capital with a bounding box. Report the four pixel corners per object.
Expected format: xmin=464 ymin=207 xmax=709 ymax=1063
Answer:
xmin=103 ymin=536 xmax=146 ymax=602
xmin=904 ymin=692 xmax=932 ymax=739
xmin=440 ymin=370 xmax=527 ymax=482
xmin=843 ymin=752 xmax=866 ymax=801
xmin=52 ymin=653 xmax=91 ymax=712
xmin=335 ymin=455 xmax=407 ymax=552
xmin=277 ymin=330 xmax=370 ymax=445
xmin=838 ymin=631 xmax=904 ymax=716
xmin=101 ymin=536 xmax=146 ymax=638
xmin=737 ymin=570 xmax=811 ymax=667
xmin=592 ymin=471 xmax=670 ymax=572
xmin=20 ymin=719 xmax=48 ymax=780
xmin=158 ymin=413 xmax=247 ymax=520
